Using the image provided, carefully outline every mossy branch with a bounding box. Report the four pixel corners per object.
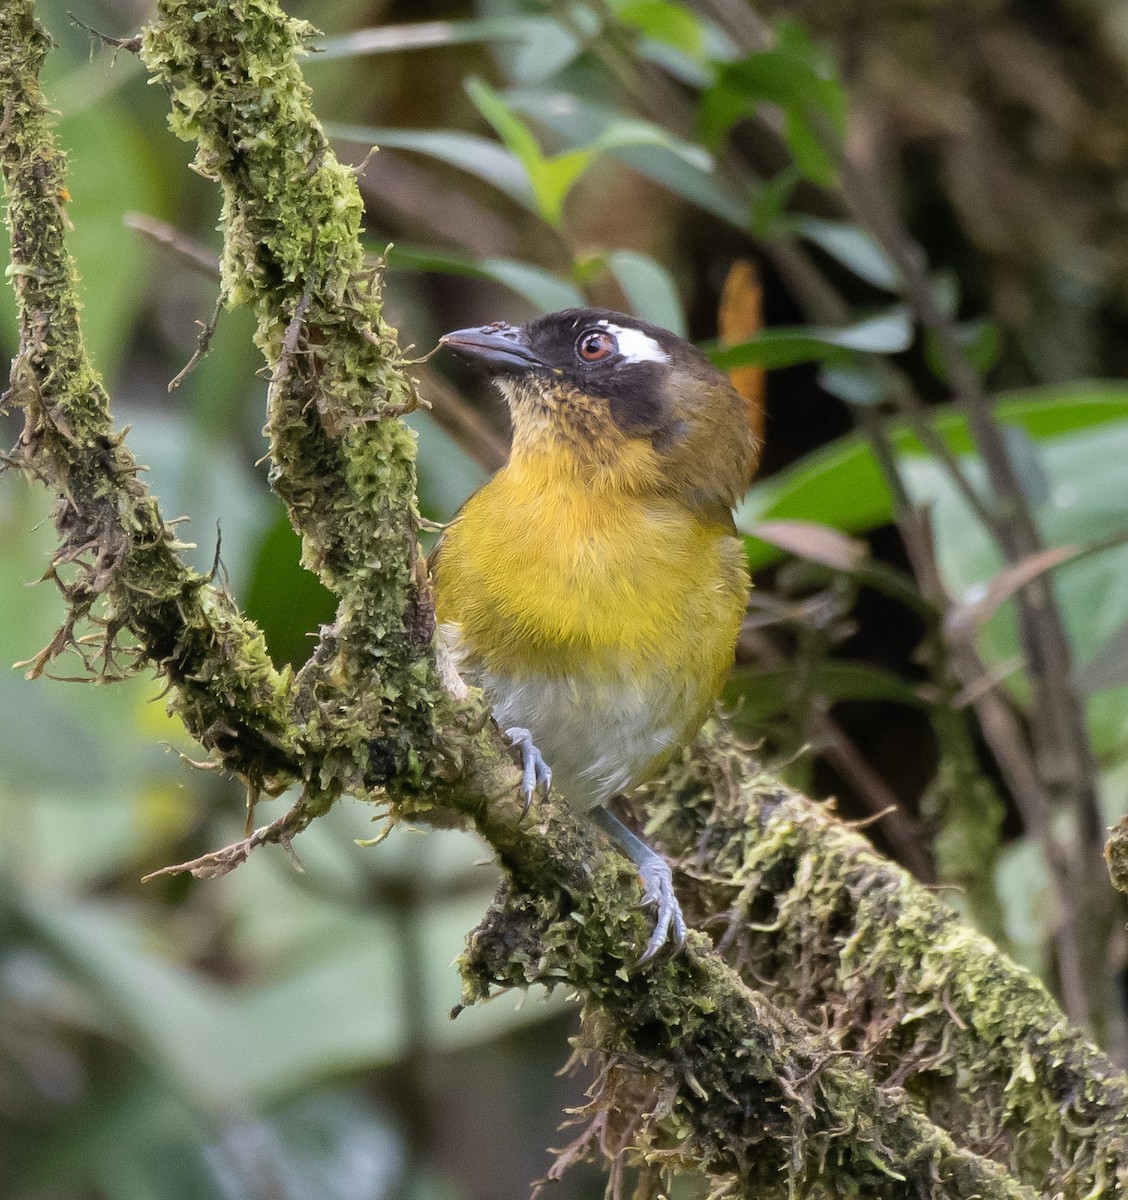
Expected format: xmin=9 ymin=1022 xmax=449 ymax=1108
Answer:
xmin=0 ymin=4 xmax=297 ymax=788
xmin=3 ymin=2 xmax=1127 ymax=1198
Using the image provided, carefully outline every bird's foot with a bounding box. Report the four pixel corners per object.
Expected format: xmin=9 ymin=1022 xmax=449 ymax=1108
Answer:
xmin=588 ymin=806 xmax=688 ymax=964
xmin=504 ymin=726 xmax=552 ymax=817
xmin=637 ymin=854 xmax=688 ymax=964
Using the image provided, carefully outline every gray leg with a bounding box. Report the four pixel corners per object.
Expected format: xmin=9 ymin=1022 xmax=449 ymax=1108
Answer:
xmin=505 ymin=726 xmax=552 ymax=817
xmin=590 ymin=806 xmax=687 ymax=962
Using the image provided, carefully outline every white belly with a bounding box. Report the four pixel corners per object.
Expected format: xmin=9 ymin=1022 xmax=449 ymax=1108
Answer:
xmin=442 ymin=622 xmax=691 ymax=809
xmin=483 ymin=667 xmax=687 ymax=809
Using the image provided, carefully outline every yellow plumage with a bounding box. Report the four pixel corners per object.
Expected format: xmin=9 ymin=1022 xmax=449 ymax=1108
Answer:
xmin=435 ymin=439 xmax=748 ymax=809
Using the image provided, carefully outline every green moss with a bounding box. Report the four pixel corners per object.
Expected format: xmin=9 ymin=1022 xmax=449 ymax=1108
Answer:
xmin=141 ymin=0 xmax=446 ymax=807
xmin=0 ymin=3 xmax=298 ymax=791
xmin=638 ymin=726 xmax=1128 ymax=1199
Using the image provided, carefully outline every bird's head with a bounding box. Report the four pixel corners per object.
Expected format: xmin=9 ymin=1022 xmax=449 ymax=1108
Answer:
xmin=440 ymin=308 xmax=758 ymax=517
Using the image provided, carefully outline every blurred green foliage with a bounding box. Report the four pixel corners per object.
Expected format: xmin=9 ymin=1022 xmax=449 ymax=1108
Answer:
xmin=4 ymin=0 xmax=1128 ymax=1197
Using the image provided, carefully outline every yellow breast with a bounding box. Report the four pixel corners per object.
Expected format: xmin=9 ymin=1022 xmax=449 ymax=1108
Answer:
xmin=434 ymin=447 xmax=748 ymax=806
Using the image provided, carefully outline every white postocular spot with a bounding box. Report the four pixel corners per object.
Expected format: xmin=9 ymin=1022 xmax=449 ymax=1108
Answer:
xmin=597 ymin=321 xmax=670 ymax=365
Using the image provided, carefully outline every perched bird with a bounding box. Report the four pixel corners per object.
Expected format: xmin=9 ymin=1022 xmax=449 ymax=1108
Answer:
xmin=434 ymin=309 xmax=758 ymax=960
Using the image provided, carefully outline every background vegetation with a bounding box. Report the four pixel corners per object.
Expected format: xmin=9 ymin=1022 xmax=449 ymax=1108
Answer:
xmin=3 ymin=1 xmax=1128 ymax=1197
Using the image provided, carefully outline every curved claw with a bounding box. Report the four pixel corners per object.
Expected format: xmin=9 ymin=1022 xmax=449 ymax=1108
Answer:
xmin=636 ymin=855 xmax=688 ymax=964
xmin=504 ymin=726 xmax=552 ymax=818
xmin=588 ymin=806 xmax=688 ymax=964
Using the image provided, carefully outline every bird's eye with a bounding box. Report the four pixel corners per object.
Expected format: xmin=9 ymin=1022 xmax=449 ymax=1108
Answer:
xmin=576 ymin=329 xmax=616 ymax=363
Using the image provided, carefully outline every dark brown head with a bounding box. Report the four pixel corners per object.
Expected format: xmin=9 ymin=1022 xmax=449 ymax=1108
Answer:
xmin=441 ymin=308 xmax=759 ymax=516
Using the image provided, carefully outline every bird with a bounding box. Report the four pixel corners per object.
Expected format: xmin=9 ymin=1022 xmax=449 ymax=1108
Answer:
xmin=433 ymin=308 xmax=758 ymax=960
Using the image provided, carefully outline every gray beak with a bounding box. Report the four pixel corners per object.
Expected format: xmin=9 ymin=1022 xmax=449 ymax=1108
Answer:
xmin=439 ymin=322 xmax=540 ymax=373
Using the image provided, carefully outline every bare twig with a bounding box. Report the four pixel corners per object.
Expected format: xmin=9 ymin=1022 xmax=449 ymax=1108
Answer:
xmin=123 ymin=211 xmax=221 ymax=278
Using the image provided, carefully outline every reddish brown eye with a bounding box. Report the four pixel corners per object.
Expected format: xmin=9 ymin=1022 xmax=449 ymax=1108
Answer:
xmin=576 ymin=329 xmax=616 ymax=362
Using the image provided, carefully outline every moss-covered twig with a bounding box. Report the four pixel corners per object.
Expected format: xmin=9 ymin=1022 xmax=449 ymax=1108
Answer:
xmin=140 ymin=1 xmax=446 ymax=815
xmin=645 ymin=729 xmax=1128 ymax=1198
xmin=0 ymin=4 xmax=297 ymax=789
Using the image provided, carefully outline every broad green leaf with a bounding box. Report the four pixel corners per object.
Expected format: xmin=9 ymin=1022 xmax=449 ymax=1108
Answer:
xmin=326 ymin=124 xmax=536 ymax=211
xmin=246 ymin=516 xmax=338 ymax=669
xmin=900 ymin=418 xmax=1128 ymax=759
xmin=15 ymin=1070 xmax=404 ymax=1200
xmin=383 ymin=243 xmax=585 ymax=311
xmin=122 ymin=402 xmax=276 ymax=588
xmin=1000 ymin=422 xmax=1050 ymax=506
xmin=725 ymin=661 xmax=924 ymax=721
xmin=600 ymin=250 xmax=687 ymax=335
xmin=468 ymin=79 xmax=718 ymax=228
xmin=635 ymin=36 xmax=715 ymax=88
xmin=465 ymin=76 xmax=550 ymax=183
xmin=506 ymin=89 xmax=747 ymax=226
xmin=749 ymin=166 xmax=800 ymax=239
xmin=481 ymin=258 xmax=587 ymax=311
xmin=56 ymin=102 xmax=166 ymax=383
xmin=780 ymin=108 xmax=837 ymax=188
xmin=615 ymin=1 xmax=706 ymax=58
xmin=736 ymin=385 xmax=1128 ymax=569
xmin=794 ymin=217 xmax=901 ymax=291
xmin=818 ymin=362 xmax=886 ymax=406
xmin=710 ymin=306 xmax=912 ymax=370
xmin=700 ymin=29 xmax=847 ymax=184
xmin=467 ymin=78 xmax=580 ymax=226
xmin=588 ymin=118 xmax=713 ymax=172
xmin=409 ymin=411 xmax=491 ymax=523
xmin=508 ymin=15 xmax=587 ymax=82
xmin=994 ymin=836 xmax=1052 ymax=978
xmin=738 ymin=436 xmax=891 ymax=565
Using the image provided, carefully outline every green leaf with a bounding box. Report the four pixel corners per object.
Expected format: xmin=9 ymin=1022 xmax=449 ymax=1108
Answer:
xmin=468 ymin=79 xmax=718 ymax=229
xmin=900 ymin=416 xmax=1128 ymax=759
xmin=994 ymin=836 xmax=1052 ymax=978
xmin=508 ymin=17 xmax=588 ymax=83
xmin=1000 ymin=422 xmax=1050 ymax=506
xmin=781 ymin=108 xmax=838 ymax=188
xmin=506 ymin=89 xmax=747 ymax=226
xmin=326 ymin=124 xmax=536 ymax=211
xmin=794 ymin=217 xmax=901 ymax=291
xmin=245 ymin=516 xmax=338 ymax=669
xmin=818 ymin=362 xmax=886 ymax=406
xmin=58 ymin=103 xmax=166 ymax=383
xmin=700 ymin=28 xmax=847 ymax=185
xmin=615 ymin=1 xmax=706 ymax=58
xmin=725 ymin=661 xmax=924 ymax=721
xmin=481 ymin=258 xmax=587 ymax=312
xmin=466 ymin=78 xmax=579 ymax=227
xmin=735 ymin=384 xmax=1128 ymax=570
xmin=710 ymin=306 xmax=913 ymax=369
xmin=600 ymin=250 xmax=687 ymax=335
xmin=382 ymin=243 xmax=585 ymax=311
xmin=466 ymin=76 xmax=551 ymax=184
